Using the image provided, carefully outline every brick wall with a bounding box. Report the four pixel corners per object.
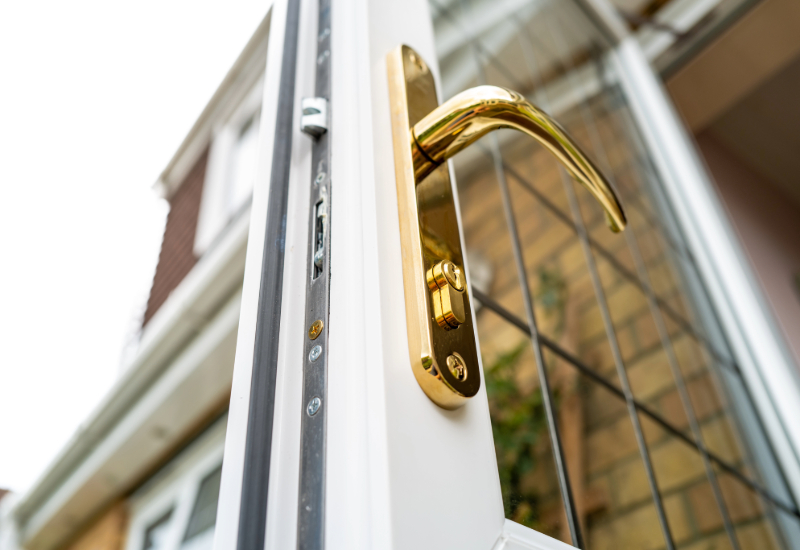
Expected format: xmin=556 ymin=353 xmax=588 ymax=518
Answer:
xmin=455 ymin=107 xmax=786 ymax=548
xmin=62 ymin=502 xmax=127 ymax=550
xmin=143 ymin=149 xmax=209 ymax=326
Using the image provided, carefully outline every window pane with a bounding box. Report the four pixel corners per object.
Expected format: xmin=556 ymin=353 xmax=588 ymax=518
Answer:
xmin=429 ymin=0 xmax=800 ymax=547
xmin=142 ymin=509 xmax=174 ymax=550
xmin=182 ymin=465 xmax=223 ymax=543
xmin=227 ymin=111 xmax=260 ymax=217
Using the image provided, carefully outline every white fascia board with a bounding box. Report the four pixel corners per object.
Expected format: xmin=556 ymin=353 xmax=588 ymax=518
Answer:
xmin=21 ymin=290 xmax=241 ymax=550
xmin=14 ymin=209 xmax=250 ymax=539
xmin=154 ymin=7 xmax=274 ymax=200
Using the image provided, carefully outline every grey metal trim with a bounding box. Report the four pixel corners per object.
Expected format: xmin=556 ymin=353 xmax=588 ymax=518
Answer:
xmin=297 ymin=0 xmax=332 ymax=547
xmin=237 ymin=0 xmax=302 ymax=547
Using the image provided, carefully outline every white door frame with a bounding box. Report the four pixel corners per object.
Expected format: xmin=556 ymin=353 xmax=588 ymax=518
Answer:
xmin=214 ymin=0 xmax=800 ymax=548
xmin=214 ymin=0 xmax=316 ymax=547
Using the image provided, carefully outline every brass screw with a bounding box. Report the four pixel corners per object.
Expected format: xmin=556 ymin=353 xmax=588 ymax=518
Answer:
xmin=446 ymin=353 xmax=467 ymax=382
xmin=308 ymin=319 xmax=324 ymax=340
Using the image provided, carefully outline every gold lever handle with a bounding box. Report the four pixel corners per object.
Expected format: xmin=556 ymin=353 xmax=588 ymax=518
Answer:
xmin=412 ymin=85 xmax=626 ymax=232
xmin=387 ymin=45 xmax=626 ymax=410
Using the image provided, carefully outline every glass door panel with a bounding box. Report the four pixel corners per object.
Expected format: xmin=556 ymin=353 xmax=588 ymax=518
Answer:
xmin=428 ymin=0 xmax=800 ymax=547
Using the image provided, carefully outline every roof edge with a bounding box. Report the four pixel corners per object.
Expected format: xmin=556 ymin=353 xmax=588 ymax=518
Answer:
xmin=153 ymin=8 xmax=273 ymax=199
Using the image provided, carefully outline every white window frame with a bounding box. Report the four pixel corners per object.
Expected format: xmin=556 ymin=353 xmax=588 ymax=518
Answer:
xmin=126 ymin=419 xmax=226 ymax=550
xmin=195 ymin=77 xmax=265 ymax=256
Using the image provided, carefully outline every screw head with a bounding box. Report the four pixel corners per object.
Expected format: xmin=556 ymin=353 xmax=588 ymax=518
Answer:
xmin=315 ymin=172 xmax=325 ymax=186
xmin=446 ymin=353 xmax=468 ymax=382
xmin=309 ymin=345 xmax=322 ymax=362
xmin=307 ymin=397 xmax=322 ymax=416
xmin=308 ymin=319 xmax=324 ymax=340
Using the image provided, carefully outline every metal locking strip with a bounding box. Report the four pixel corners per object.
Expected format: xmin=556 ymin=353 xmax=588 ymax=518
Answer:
xmin=297 ymin=0 xmax=331 ymax=547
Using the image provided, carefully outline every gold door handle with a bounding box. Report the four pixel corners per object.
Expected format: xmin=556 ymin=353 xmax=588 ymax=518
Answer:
xmin=413 ymin=86 xmax=626 ymax=232
xmin=388 ymin=45 xmax=626 ymax=409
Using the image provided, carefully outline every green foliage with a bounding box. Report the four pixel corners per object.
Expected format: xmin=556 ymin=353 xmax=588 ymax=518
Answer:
xmin=485 ymin=343 xmax=549 ymax=528
xmin=483 ymin=265 xmax=567 ymax=528
xmin=537 ymin=265 xmax=567 ymax=337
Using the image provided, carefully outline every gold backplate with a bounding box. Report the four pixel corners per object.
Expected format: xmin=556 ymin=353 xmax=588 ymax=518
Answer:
xmin=387 ymin=45 xmax=481 ymax=410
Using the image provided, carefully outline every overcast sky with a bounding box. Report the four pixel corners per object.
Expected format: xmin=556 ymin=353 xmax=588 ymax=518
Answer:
xmin=0 ymin=0 xmax=268 ymax=494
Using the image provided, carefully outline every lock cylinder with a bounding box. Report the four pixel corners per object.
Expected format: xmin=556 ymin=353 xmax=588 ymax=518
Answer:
xmin=427 ymin=260 xmax=466 ymax=330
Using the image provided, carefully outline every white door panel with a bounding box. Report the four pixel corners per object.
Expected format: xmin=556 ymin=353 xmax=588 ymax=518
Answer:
xmin=216 ymin=0 xmax=800 ymax=549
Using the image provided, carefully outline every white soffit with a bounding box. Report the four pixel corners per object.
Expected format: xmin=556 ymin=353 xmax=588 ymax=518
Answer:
xmin=15 ymin=209 xmax=251 ymax=549
xmin=21 ymin=292 xmax=240 ymax=550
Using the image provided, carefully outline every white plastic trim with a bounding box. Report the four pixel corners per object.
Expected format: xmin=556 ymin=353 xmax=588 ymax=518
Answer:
xmin=323 ymin=1 xmax=507 ymax=549
xmin=491 ymin=520 xmax=575 ymax=550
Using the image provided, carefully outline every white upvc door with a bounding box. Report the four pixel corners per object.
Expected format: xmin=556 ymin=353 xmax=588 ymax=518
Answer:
xmin=215 ymin=0 xmax=800 ymax=549
xmin=321 ymin=1 xmax=601 ymax=547
xmin=324 ymin=0 xmax=522 ymax=548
